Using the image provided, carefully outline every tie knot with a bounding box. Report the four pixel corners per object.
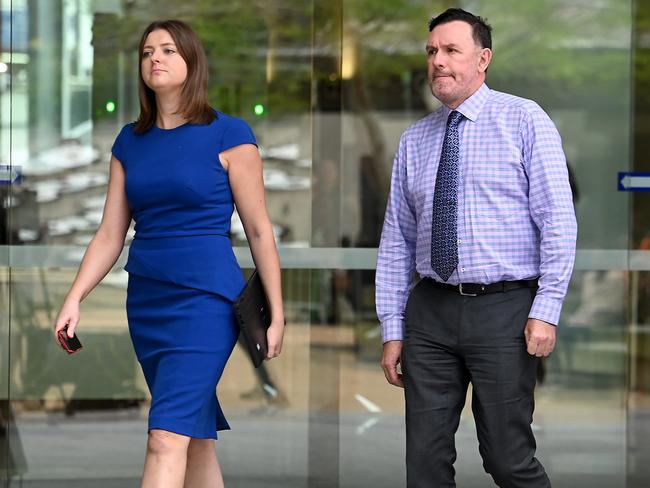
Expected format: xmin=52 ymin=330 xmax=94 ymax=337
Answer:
xmin=447 ymin=110 xmax=463 ymax=128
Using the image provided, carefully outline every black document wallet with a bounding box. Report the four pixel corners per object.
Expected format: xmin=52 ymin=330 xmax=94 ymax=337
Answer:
xmin=233 ymin=270 xmax=271 ymax=368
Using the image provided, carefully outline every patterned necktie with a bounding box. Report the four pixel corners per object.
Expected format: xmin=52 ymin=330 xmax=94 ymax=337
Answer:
xmin=431 ymin=110 xmax=463 ymax=282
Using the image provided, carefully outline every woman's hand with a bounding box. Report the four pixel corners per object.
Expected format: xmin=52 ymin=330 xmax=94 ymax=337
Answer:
xmin=266 ymin=320 xmax=285 ymax=360
xmin=53 ymin=297 xmax=81 ymax=341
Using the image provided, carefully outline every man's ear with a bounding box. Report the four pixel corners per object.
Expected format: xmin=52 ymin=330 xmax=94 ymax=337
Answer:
xmin=478 ymin=48 xmax=492 ymax=73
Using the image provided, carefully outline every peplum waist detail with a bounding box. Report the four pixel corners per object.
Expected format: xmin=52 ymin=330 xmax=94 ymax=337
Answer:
xmin=125 ymin=234 xmax=245 ymax=302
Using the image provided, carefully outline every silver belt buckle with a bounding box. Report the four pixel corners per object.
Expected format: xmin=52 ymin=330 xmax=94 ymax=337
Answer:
xmin=458 ymin=283 xmax=478 ymax=297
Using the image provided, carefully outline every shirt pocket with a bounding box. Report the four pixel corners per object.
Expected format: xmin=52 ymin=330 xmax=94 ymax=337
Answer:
xmin=465 ymin=147 xmax=528 ymax=223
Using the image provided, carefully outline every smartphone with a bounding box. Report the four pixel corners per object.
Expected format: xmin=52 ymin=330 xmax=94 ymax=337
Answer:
xmin=57 ymin=328 xmax=83 ymax=354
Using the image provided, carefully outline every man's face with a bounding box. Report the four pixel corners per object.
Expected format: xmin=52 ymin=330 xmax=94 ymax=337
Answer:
xmin=426 ymin=21 xmax=492 ymax=109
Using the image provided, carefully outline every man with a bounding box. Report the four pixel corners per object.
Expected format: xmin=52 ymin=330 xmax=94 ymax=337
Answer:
xmin=376 ymin=8 xmax=576 ymax=488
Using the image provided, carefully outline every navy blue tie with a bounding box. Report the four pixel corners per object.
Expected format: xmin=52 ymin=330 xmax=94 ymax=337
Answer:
xmin=431 ymin=110 xmax=463 ymax=282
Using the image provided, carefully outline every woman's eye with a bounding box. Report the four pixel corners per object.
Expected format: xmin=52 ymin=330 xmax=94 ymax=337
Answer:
xmin=143 ymin=51 xmax=152 ymax=58
xmin=164 ymin=49 xmax=175 ymax=54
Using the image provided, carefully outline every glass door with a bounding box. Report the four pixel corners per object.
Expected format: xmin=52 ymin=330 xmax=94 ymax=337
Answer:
xmin=2 ymin=0 xmax=647 ymax=486
xmin=629 ymin=1 xmax=650 ymax=485
xmin=5 ymin=0 xmax=314 ymax=486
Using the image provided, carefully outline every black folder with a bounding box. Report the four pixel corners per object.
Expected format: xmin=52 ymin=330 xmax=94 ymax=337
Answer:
xmin=233 ymin=270 xmax=271 ymax=368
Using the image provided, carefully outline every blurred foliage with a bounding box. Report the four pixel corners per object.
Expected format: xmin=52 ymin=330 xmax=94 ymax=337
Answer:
xmin=115 ymin=0 xmax=312 ymax=119
xmin=105 ymin=0 xmax=632 ymax=116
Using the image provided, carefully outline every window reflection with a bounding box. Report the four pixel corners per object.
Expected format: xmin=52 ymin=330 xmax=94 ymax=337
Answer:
xmin=0 ymin=0 xmax=643 ymax=486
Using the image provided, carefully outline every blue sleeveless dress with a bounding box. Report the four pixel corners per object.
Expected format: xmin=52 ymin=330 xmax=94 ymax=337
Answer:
xmin=111 ymin=111 xmax=255 ymax=439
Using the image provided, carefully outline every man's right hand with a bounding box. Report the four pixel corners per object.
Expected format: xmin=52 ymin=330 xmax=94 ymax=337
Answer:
xmin=381 ymin=340 xmax=404 ymax=388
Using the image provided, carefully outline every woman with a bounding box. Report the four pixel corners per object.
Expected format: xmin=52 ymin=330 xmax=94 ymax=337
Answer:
xmin=53 ymin=19 xmax=285 ymax=487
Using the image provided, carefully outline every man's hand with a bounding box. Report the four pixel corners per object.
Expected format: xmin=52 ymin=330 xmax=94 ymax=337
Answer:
xmin=381 ymin=340 xmax=404 ymax=388
xmin=524 ymin=318 xmax=556 ymax=357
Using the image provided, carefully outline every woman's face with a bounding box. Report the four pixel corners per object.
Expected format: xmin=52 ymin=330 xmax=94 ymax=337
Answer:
xmin=141 ymin=29 xmax=188 ymax=94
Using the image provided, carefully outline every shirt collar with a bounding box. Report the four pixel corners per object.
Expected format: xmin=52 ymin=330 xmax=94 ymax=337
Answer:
xmin=440 ymin=83 xmax=490 ymax=123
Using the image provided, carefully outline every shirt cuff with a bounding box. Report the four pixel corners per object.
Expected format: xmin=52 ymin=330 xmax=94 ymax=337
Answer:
xmin=528 ymin=295 xmax=563 ymax=326
xmin=380 ymin=319 xmax=405 ymax=343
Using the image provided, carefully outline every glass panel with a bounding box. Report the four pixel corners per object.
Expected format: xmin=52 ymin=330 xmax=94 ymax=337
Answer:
xmin=335 ymin=1 xmax=631 ymax=487
xmin=0 ymin=265 xmax=8 ymax=485
xmin=4 ymin=0 xmax=639 ymax=486
xmin=3 ymin=0 xmax=24 ymax=484
xmin=0 ymin=0 xmax=7 ymax=474
xmin=8 ymin=0 xmax=313 ymax=485
xmin=9 ymin=268 xmax=143 ymax=485
xmin=630 ymin=2 xmax=650 ymax=486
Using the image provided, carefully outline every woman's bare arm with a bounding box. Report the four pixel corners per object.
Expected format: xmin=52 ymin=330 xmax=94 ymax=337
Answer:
xmin=222 ymin=144 xmax=285 ymax=359
xmin=54 ymin=156 xmax=132 ymax=338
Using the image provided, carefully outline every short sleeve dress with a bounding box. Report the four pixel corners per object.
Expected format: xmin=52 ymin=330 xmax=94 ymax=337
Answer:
xmin=111 ymin=110 xmax=256 ymax=439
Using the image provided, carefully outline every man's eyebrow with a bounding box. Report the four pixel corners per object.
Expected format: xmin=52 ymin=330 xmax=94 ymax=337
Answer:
xmin=425 ymin=42 xmax=461 ymax=51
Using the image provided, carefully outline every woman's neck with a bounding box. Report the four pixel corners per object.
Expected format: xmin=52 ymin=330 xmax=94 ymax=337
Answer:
xmin=155 ymin=92 xmax=187 ymax=129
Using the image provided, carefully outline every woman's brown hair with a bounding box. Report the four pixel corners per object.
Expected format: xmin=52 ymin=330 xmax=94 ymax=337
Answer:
xmin=135 ymin=19 xmax=215 ymax=133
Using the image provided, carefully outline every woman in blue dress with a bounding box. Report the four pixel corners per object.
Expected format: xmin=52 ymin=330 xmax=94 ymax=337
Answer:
xmin=53 ymin=19 xmax=285 ymax=487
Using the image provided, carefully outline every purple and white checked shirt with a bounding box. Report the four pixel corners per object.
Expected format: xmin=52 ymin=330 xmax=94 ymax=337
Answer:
xmin=376 ymin=84 xmax=577 ymax=343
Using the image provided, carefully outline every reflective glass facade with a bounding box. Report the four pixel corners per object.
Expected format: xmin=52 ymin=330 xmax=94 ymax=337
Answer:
xmin=1 ymin=0 xmax=648 ymax=486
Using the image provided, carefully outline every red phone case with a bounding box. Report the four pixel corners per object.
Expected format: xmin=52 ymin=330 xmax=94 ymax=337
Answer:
xmin=57 ymin=329 xmax=83 ymax=354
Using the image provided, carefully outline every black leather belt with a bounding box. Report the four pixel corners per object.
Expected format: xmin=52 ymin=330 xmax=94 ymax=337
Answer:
xmin=426 ymin=278 xmax=538 ymax=296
